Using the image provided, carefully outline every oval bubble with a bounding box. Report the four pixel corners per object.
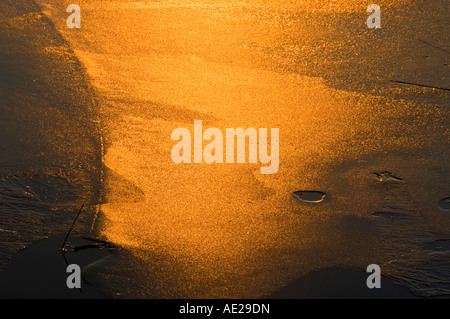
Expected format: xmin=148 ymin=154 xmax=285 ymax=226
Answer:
xmin=293 ymin=191 xmax=326 ymax=203
xmin=438 ymin=197 xmax=450 ymax=211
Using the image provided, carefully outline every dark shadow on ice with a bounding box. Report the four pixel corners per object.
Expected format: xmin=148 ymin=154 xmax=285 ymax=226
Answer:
xmin=0 ymin=235 xmax=114 ymax=298
xmin=269 ymin=268 xmax=450 ymax=299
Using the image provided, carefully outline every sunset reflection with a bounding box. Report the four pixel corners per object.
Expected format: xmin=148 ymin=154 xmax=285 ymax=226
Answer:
xmin=0 ymin=0 xmax=448 ymax=299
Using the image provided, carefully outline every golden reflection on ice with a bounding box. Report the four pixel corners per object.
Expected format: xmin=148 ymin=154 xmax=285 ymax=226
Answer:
xmin=38 ymin=0 xmax=450 ymax=297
